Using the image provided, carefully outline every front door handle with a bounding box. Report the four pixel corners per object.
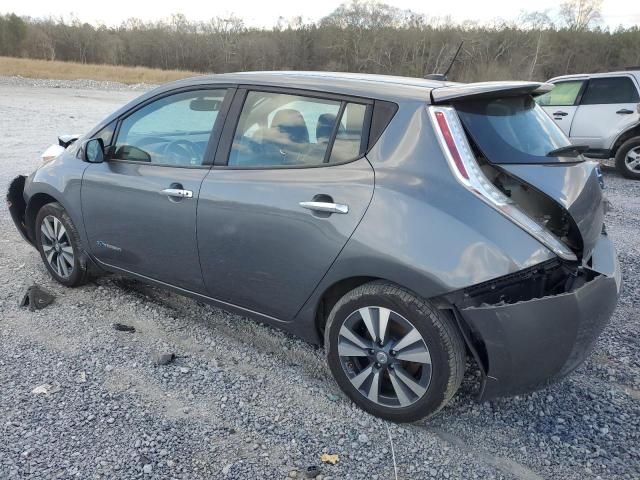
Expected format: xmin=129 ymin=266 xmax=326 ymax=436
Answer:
xmin=299 ymin=201 xmax=349 ymax=214
xmin=161 ymin=188 xmax=193 ymax=199
xmin=616 ymin=108 xmax=634 ymax=115
xmin=553 ymin=111 xmax=568 ymax=117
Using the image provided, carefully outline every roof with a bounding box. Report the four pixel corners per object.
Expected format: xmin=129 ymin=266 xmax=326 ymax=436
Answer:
xmin=159 ymin=71 xmax=460 ymax=102
xmin=548 ymin=70 xmax=640 ymax=83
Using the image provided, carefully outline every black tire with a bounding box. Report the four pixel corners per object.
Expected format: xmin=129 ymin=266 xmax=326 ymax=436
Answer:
xmin=615 ymin=137 xmax=640 ymax=180
xmin=325 ymin=281 xmax=465 ymax=422
xmin=34 ymin=202 xmax=90 ymax=287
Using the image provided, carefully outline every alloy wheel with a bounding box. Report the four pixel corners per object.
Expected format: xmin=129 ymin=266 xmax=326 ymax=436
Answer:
xmin=625 ymin=146 xmax=640 ymax=173
xmin=337 ymin=306 xmax=432 ymax=408
xmin=40 ymin=215 xmax=74 ymax=278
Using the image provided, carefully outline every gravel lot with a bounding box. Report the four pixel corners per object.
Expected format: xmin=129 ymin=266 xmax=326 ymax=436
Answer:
xmin=0 ymin=76 xmax=638 ymax=480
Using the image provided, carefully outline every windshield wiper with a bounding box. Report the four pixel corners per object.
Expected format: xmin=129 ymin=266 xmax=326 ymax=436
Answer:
xmin=546 ymin=145 xmax=589 ymax=157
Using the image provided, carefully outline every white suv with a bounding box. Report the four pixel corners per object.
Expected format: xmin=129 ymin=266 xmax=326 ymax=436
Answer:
xmin=536 ymin=70 xmax=640 ymax=179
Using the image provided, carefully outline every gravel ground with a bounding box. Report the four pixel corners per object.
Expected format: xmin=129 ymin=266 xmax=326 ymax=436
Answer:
xmin=0 ymin=75 xmax=155 ymax=92
xmin=0 ymin=76 xmax=638 ymax=480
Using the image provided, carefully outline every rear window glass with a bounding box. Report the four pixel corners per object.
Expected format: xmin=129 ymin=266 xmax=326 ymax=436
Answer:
xmin=455 ymin=96 xmax=578 ymax=164
xmin=229 ymin=91 xmax=368 ymax=167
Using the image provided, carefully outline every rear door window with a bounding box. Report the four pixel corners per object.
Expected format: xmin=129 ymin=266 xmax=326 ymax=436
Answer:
xmin=455 ymin=96 xmax=577 ymax=164
xmin=536 ymin=80 xmax=584 ymax=106
xmin=228 ymin=91 xmax=368 ymax=167
xmin=580 ymin=77 xmax=640 ymax=105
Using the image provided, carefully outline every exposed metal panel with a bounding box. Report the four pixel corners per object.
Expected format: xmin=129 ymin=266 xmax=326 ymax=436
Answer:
xmin=500 ymin=161 xmax=605 ymax=260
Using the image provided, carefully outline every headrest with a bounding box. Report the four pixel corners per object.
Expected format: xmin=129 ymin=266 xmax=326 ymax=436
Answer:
xmin=316 ymin=113 xmax=337 ymax=144
xmin=270 ymin=109 xmax=309 ymax=144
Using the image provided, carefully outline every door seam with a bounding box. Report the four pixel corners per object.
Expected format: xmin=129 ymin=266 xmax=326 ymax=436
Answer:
xmin=291 ymin=155 xmax=377 ymax=320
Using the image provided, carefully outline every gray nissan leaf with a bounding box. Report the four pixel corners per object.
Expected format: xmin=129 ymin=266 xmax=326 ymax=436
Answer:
xmin=7 ymin=72 xmax=621 ymax=422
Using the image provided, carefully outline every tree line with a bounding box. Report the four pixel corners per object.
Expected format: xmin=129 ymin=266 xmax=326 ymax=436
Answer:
xmin=1 ymin=0 xmax=639 ymax=82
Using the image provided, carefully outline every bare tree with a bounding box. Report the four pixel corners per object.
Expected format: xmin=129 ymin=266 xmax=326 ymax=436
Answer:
xmin=3 ymin=0 xmax=640 ymax=81
xmin=559 ymin=0 xmax=603 ymax=31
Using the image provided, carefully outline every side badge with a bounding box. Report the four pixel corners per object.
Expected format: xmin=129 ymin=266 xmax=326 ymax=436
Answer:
xmin=96 ymin=240 xmax=122 ymax=252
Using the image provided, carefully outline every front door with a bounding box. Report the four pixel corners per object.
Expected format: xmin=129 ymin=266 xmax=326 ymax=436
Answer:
xmin=537 ymin=79 xmax=585 ymax=137
xmin=569 ymin=75 xmax=640 ymax=150
xmin=197 ymin=89 xmax=375 ymax=320
xmin=81 ymin=88 xmax=230 ymax=293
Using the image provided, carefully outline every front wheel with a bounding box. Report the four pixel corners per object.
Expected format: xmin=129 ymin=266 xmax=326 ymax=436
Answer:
xmin=615 ymin=137 xmax=640 ymax=180
xmin=35 ymin=202 xmax=90 ymax=287
xmin=325 ymin=281 xmax=465 ymax=422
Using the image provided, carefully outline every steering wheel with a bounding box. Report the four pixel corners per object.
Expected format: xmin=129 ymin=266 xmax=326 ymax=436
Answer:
xmin=162 ymin=139 xmax=200 ymax=165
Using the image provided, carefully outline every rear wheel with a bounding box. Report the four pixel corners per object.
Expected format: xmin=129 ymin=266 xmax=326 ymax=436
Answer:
xmin=325 ymin=281 xmax=465 ymax=422
xmin=615 ymin=137 xmax=640 ymax=180
xmin=35 ymin=202 xmax=90 ymax=287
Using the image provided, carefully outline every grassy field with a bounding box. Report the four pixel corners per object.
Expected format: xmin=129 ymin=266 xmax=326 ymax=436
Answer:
xmin=0 ymin=56 xmax=202 ymax=84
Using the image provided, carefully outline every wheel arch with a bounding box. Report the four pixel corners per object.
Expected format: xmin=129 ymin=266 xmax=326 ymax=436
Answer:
xmin=314 ymin=276 xmax=380 ymax=339
xmin=25 ymin=192 xmax=62 ymax=243
xmin=611 ymin=124 xmax=640 ymax=156
xmin=311 ymin=274 xmax=464 ymax=342
xmin=310 ymin=273 xmax=490 ymax=373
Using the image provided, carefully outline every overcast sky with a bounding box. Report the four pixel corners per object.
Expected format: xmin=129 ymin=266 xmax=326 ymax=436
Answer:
xmin=2 ymin=0 xmax=639 ymax=28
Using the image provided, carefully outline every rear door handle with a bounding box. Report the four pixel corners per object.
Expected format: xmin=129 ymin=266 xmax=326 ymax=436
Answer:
xmin=299 ymin=201 xmax=349 ymax=214
xmin=161 ymin=188 xmax=193 ymax=198
xmin=553 ymin=111 xmax=568 ymax=117
xmin=616 ymin=108 xmax=634 ymax=114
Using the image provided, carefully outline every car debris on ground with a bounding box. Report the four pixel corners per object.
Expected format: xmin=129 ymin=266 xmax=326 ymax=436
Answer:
xmin=19 ymin=284 xmax=54 ymax=311
xmin=320 ymin=453 xmax=339 ymax=465
xmin=112 ymin=322 xmax=136 ymax=332
xmin=31 ymin=382 xmax=61 ymax=395
xmin=153 ymin=352 xmax=176 ymax=366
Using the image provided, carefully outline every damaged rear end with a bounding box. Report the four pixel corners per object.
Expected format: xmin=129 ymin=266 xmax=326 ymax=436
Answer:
xmin=429 ymin=82 xmax=622 ymax=399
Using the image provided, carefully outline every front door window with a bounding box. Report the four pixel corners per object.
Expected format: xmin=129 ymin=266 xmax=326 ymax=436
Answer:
xmin=113 ymin=89 xmax=227 ymax=166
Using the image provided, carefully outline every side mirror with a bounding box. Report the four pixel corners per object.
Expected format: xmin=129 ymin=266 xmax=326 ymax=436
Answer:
xmin=84 ymin=138 xmax=105 ymax=163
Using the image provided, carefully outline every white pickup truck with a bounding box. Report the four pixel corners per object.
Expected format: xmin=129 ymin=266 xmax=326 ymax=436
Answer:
xmin=536 ymin=70 xmax=640 ymax=179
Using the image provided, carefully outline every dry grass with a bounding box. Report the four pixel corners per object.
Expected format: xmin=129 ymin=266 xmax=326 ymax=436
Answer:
xmin=0 ymin=56 xmax=203 ymax=84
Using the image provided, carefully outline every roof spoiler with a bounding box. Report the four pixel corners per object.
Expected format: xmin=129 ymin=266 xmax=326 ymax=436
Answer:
xmin=430 ymin=81 xmax=553 ymax=103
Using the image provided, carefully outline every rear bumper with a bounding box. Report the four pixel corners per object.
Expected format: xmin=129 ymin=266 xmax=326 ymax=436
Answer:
xmin=458 ymin=233 xmax=620 ymax=400
xmin=7 ymin=175 xmax=33 ymax=246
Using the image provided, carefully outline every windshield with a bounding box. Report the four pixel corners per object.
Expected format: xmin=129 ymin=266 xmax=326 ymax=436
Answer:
xmin=454 ymin=96 xmax=579 ymax=164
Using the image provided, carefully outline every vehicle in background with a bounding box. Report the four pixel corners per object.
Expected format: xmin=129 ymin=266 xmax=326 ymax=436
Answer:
xmin=536 ymin=69 xmax=640 ymax=179
xmin=7 ymin=72 xmax=620 ymax=421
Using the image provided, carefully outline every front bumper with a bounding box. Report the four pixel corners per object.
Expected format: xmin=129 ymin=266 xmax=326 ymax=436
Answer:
xmin=458 ymin=233 xmax=621 ymax=400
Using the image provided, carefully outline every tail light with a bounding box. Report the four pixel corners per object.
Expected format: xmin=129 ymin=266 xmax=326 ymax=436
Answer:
xmin=428 ymin=106 xmax=577 ymax=262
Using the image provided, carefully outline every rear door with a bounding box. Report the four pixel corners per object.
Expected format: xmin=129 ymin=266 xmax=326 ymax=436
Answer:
xmin=81 ymin=87 xmax=231 ymax=293
xmin=535 ymin=79 xmax=585 ymax=136
xmin=197 ymin=88 xmax=375 ymax=320
xmin=570 ymin=75 xmax=640 ymax=149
